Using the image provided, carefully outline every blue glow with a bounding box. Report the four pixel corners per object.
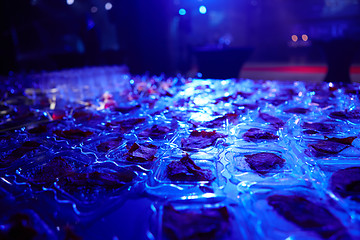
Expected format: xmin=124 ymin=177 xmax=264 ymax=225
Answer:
xmin=91 ymin=6 xmax=98 ymax=13
xmin=66 ymin=0 xmax=74 ymax=5
xmin=199 ymin=5 xmax=207 ymax=14
xmin=197 ymin=72 xmax=203 ymax=78
xmin=179 ymin=8 xmax=186 ymax=16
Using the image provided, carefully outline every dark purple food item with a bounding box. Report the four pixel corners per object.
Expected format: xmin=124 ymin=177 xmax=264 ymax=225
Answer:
xmin=57 ymin=170 xmax=136 ymax=190
xmin=303 ymin=129 xmax=319 ymax=135
xmin=262 ymin=98 xmax=286 ymax=106
xmin=105 ymin=117 xmax=146 ymax=132
xmin=72 ymin=111 xmax=102 ymax=122
xmin=243 ymin=128 xmax=279 ymax=142
xmin=125 ymin=142 xmax=157 ymax=162
xmin=324 ymin=136 xmax=356 ymax=146
xmin=302 ymin=122 xmax=335 ymax=133
xmin=330 ymin=167 xmax=360 ymax=202
xmin=259 ymin=112 xmax=285 ymax=129
xmin=308 ymin=140 xmax=349 ymax=155
xmin=27 ymin=125 xmax=47 ymax=134
xmin=29 ymin=157 xmax=74 ymax=185
xmin=96 ymin=136 xmax=123 ymax=152
xmin=112 ymin=104 xmax=141 ymax=114
xmin=181 ymin=130 xmax=226 ymax=150
xmin=138 ymin=125 xmax=171 ymax=138
xmin=0 ymin=141 xmax=41 ymax=168
xmin=244 ymin=152 xmax=285 ymax=175
xmin=162 ymin=204 xmax=231 ymax=240
xmin=53 ymin=129 xmax=93 ymax=140
xmin=166 ymin=154 xmax=215 ymax=182
xmin=237 ymin=91 xmax=253 ymax=98
xmin=329 ymin=109 xmax=360 ymax=121
xmin=202 ymin=113 xmax=238 ymax=128
xmin=284 ymin=107 xmax=309 ymax=114
xmin=267 ymin=195 xmax=348 ymax=239
xmin=0 ymin=213 xmax=38 ymax=240
xmin=214 ymin=95 xmax=236 ymax=104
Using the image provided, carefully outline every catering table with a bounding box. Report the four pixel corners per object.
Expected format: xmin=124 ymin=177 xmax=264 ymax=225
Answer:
xmin=0 ymin=66 xmax=359 ymax=239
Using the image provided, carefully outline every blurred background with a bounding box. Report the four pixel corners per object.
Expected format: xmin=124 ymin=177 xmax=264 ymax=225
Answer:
xmin=0 ymin=0 xmax=359 ymax=80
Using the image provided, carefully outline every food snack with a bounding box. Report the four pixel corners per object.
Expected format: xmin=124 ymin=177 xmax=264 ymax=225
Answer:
xmin=166 ymin=154 xmax=215 ymax=182
xmin=181 ymin=130 xmax=226 ymax=150
xmin=29 ymin=157 xmax=74 ymax=186
xmin=0 ymin=141 xmax=41 ymax=168
xmin=201 ymin=113 xmax=238 ymax=128
xmin=284 ymin=107 xmax=309 ymax=114
xmin=243 ymin=128 xmax=279 ymax=142
xmin=330 ymin=167 xmax=360 ymax=202
xmin=72 ymin=110 xmax=102 ymax=122
xmin=138 ymin=125 xmax=171 ymax=138
xmin=262 ymin=98 xmax=286 ymax=106
xmin=125 ymin=142 xmax=157 ymax=162
xmin=105 ymin=117 xmax=146 ymax=132
xmin=162 ymin=204 xmax=231 ymax=240
xmin=259 ymin=112 xmax=285 ymax=129
xmin=329 ymin=110 xmax=360 ymax=121
xmin=53 ymin=129 xmax=93 ymax=140
xmin=244 ymin=152 xmax=285 ymax=175
xmin=57 ymin=170 xmax=136 ymax=190
xmin=27 ymin=125 xmax=47 ymax=134
xmin=267 ymin=194 xmax=348 ymax=239
xmin=307 ymin=137 xmax=356 ymax=156
xmin=301 ymin=122 xmax=335 ymax=133
xmin=112 ymin=104 xmax=141 ymax=114
xmin=96 ymin=136 xmax=123 ymax=152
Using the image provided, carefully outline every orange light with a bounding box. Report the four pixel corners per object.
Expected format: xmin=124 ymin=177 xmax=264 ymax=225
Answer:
xmin=291 ymin=35 xmax=298 ymax=42
xmin=302 ymin=34 xmax=308 ymax=41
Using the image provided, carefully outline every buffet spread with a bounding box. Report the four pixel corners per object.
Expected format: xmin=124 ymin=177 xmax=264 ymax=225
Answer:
xmin=0 ymin=66 xmax=359 ymax=239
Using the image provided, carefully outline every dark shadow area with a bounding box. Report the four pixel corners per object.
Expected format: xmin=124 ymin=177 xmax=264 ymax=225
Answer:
xmin=0 ymin=0 xmax=359 ymax=82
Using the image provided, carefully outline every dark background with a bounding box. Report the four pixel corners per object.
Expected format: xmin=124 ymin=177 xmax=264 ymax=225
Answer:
xmin=0 ymin=0 xmax=359 ymax=76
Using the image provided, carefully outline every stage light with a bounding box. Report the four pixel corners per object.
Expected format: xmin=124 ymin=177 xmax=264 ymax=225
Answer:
xmin=179 ymin=8 xmax=186 ymax=16
xmin=199 ymin=5 xmax=207 ymax=14
xmin=291 ymin=35 xmax=298 ymax=42
xmin=302 ymin=34 xmax=308 ymax=41
xmin=105 ymin=2 xmax=112 ymax=10
xmin=66 ymin=0 xmax=74 ymax=5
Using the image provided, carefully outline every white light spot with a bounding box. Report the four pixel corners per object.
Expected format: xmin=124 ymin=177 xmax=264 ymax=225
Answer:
xmin=66 ymin=0 xmax=74 ymax=5
xmin=193 ymin=96 xmax=209 ymax=106
xmin=199 ymin=5 xmax=207 ymax=14
xmin=105 ymin=2 xmax=112 ymax=10
xmin=179 ymin=8 xmax=186 ymax=15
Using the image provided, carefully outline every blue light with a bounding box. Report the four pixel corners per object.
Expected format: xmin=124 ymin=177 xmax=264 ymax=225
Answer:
xmin=66 ymin=0 xmax=74 ymax=5
xmin=179 ymin=8 xmax=186 ymax=16
xmin=199 ymin=5 xmax=207 ymax=14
